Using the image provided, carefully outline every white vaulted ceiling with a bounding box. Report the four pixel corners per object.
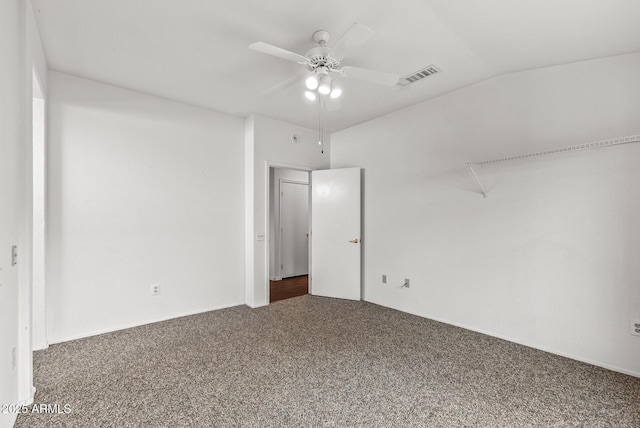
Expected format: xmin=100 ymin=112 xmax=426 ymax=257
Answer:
xmin=31 ymin=0 xmax=640 ymax=131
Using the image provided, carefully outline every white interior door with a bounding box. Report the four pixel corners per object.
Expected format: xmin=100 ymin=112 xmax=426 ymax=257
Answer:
xmin=280 ymin=180 xmax=309 ymax=278
xmin=311 ymin=168 xmax=361 ymax=300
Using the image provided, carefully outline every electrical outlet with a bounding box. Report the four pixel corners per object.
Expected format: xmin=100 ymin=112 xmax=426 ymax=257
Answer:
xmin=631 ymin=320 xmax=640 ymax=337
xmin=151 ymin=284 xmax=160 ymax=296
xmin=382 ymin=274 xmax=387 ymax=284
xmin=256 ymin=232 xmax=265 ymax=241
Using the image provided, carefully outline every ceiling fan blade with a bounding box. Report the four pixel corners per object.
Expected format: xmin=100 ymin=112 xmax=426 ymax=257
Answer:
xmin=325 ymin=96 xmax=342 ymax=112
xmin=259 ymin=74 xmax=302 ymax=97
xmin=248 ymin=41 xmax=308 ymax=64
xmin=328 ymin=23 xmax=374 ymax=61
xmin=339 ymin=66 xmax=399 ymax=86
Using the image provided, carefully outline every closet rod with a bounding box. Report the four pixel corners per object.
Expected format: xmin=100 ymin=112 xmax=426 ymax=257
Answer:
xmin=465 ymin=133 xmax=640 ymax=198
xmin=467 ymin=133 xmax=640 ymax=167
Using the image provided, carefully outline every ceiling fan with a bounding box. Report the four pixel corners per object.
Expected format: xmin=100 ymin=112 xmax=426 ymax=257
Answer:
xmin=248 ymin=23 xmax=399 ymax=105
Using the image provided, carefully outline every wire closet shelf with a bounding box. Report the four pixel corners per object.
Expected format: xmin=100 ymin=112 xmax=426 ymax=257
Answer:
xmin=466 ymin=133 xmax=640 ymax=198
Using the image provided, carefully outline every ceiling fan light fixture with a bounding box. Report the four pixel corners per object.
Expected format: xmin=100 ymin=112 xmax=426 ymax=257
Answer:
xmin=305 ymin=74 xmax=319 ymax=90
xmin=304 ymin=90 xmax=317 ymax=101
xmin=318 ymin=75 xmax=331 ymax=95
xmin=330 ymin=87 xmax=342 ymax=99
xmin=318 ymin=85 xmax=331 ymax=95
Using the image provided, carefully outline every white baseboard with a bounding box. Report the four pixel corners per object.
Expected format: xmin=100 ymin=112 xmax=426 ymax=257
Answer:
xmin=246 ymin=302 xmax=268 ymax=309
xmin=33 ymin=342 xmax=49 ymax=352
xmin=18 ymin=389 xmax=35 ymax=406
xmin=365 ymin=299 xmax=640 ymax=379
xmin=0 ymin=388 xmax=35 ymax=428
xmin=48 ymin=301 xmax=244 ymax=345
xmin=1 ymin=413 xmax=17 ymax=428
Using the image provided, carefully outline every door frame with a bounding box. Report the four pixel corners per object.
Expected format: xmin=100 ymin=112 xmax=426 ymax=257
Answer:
xmin=265 ymin=161 xmax=313 ymax=304
xmin=278 ymin=179 xmax=309 ymax=280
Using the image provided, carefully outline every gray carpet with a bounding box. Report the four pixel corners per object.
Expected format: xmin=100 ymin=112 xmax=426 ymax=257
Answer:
xmin=16 ymin=296 xmax=640 ymax=427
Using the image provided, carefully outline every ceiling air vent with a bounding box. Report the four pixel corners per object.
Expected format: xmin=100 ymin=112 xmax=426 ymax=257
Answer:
xmin=397 ymin=65 xmax=440 ymax=86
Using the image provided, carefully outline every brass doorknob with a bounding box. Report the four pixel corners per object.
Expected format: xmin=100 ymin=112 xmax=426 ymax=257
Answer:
xmin=349 ymin=238 xmax=359 ymax=244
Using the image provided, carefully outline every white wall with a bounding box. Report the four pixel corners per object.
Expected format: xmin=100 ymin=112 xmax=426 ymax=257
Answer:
xmin=245 ymin=115 xmax=329 ymax=307
xmin=331 ymin=52 xmax=640 ymax=376
xmin=0 ymin=2 xmax=25 ymax=427
xmin=32 ymin=89 xmax=46 ymax=352
xmin=1 ymin=1 xmax=47 ymax=426
xmin=22 ymin=1 xmax=49 ymax=404
xmin=269 ymin=168 xmax=309 ymax=279
xmin=47 ymin=72 xmax=245 ymax=343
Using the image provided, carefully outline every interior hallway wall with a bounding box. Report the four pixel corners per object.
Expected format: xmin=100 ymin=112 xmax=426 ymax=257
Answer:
xmin=47 ymin=72 xmax=245 ymax=343
xmin=269 ymin=168 xmax=309 ymax=280
xmin=331 ymin=52 xmax=640 ymax=376
xmin=1 ymin=2 xmax=48 ymax=426
xmin=27 ymin=0 xmax=49 ymax=355
xmin=0 ymin=3 xmax=27 ymax=427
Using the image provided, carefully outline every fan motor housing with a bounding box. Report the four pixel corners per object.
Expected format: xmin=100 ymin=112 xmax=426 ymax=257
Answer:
xmin=312 ymin=30 xmax=330 ymax=45
xmin=305 ymin=46 xmax=339 ymax=71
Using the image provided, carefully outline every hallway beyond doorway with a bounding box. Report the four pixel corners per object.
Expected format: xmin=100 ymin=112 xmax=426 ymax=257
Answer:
xmin=269 ymin=275 xmax=308 ymax=303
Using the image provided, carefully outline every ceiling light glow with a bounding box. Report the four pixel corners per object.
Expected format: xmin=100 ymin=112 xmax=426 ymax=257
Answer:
xmin=318 ymin=75 xmax=331 ymax=95
xmin=304 ymin=91 xmax=317 ymax=101
xmin=305 ymin=75 xmax=319 ymax=90
xmin=330 ymin=87 xmax=342 ymax=99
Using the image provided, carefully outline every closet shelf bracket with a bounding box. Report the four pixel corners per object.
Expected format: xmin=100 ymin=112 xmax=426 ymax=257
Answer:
xmin=467 ymin=164 xmax=486 ymax=198
xmin=465 ymin=133 xmax=640 ymax=198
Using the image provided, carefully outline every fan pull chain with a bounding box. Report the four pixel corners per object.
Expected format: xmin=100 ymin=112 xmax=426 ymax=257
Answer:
xmin=319 ymin=96 xmax=324 ymax=154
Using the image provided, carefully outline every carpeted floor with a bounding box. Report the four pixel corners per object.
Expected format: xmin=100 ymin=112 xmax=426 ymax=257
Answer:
xmin=16 ymin=296 xmax=640 ymax=427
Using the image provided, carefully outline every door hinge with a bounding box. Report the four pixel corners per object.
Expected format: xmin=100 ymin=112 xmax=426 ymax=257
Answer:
xmin=281 ymin=264 xmax=283 ymax=270
xmin=11 ymin=245 xmax=17 ymax=266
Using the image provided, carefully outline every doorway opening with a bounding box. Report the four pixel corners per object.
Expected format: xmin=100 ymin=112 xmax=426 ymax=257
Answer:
xmin=268 ymin=167 xmax=310 ymax=303
xmin=32 ymin=69 xmax=47 ymax=350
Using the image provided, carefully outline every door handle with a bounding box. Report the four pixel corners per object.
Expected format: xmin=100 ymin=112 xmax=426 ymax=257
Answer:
xmin=349 ymin=238 xmax=359 ymax=244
